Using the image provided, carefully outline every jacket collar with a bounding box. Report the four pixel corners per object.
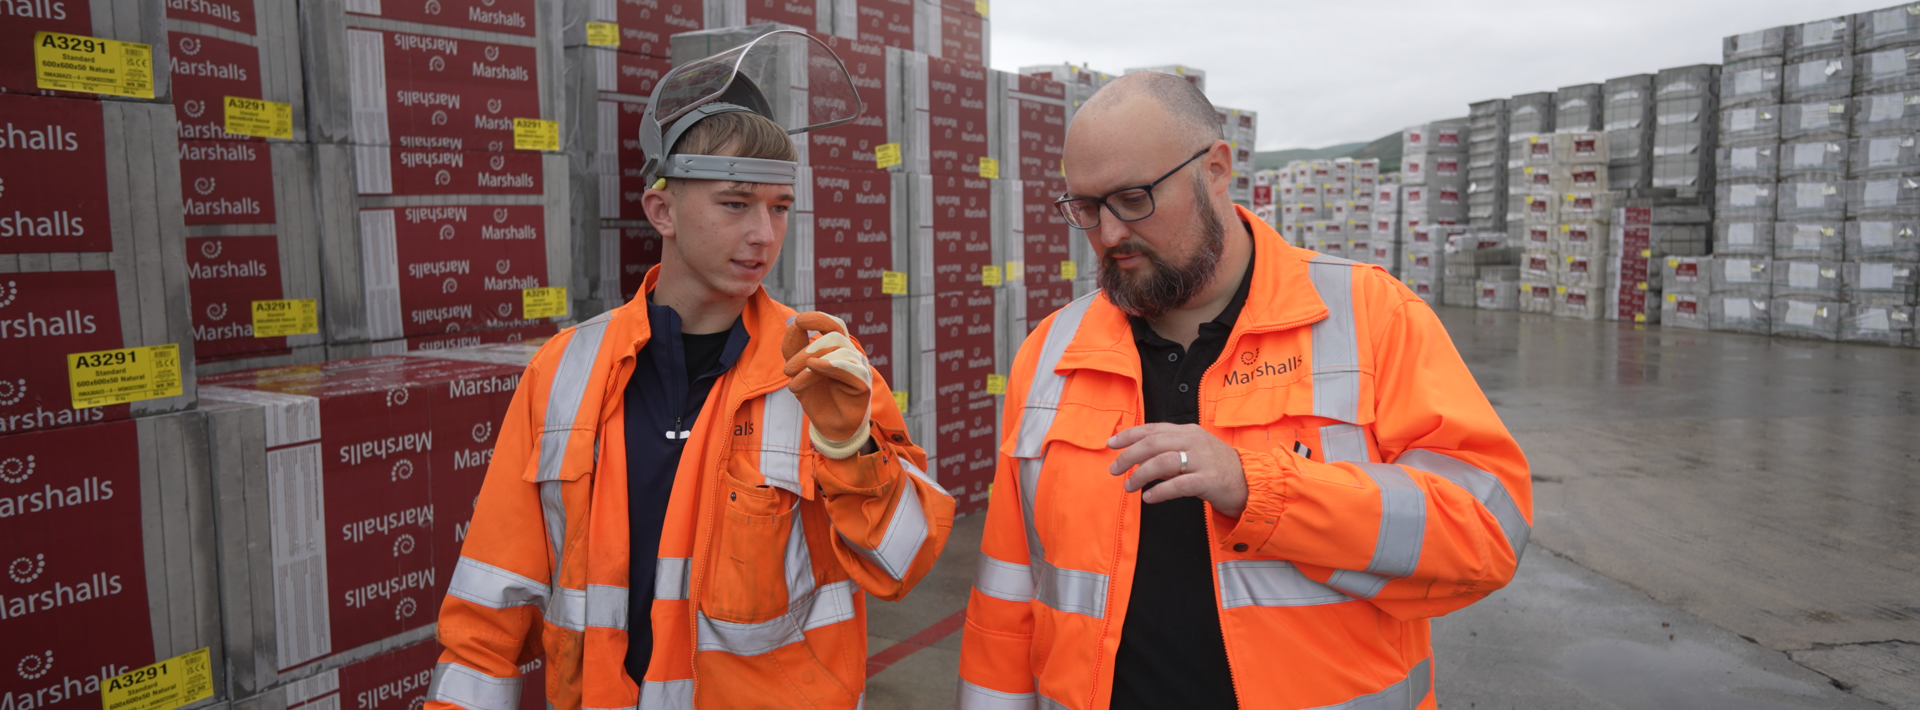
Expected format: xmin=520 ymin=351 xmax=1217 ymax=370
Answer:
xmin=1055 ymin=205 xmax=1331 ymax=379
xmin=599 ymin=266 xmax=797 ymax=407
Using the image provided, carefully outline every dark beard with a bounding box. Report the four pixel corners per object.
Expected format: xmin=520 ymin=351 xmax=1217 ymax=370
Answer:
xmin=1098 ymin=174 xmax=1227 ymax=320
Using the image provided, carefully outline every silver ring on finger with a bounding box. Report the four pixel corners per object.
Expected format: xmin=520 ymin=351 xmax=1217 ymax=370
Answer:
xmin=1178 ymin=450 xmax=1188 ymax=473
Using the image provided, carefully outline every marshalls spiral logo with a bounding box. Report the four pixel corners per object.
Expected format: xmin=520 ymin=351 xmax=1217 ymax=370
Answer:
xmin=9 ymin=554 xmax=44 ymax=584
xmin=493 ymin=208 xmax=509 ymax=223
xmin=471 ymin=422 xmax=493 ymax=443
xmin=393 ymin=533 xmax=416 ymax=557
xmin=437 ymin=225 xmax=456 ymax=241
xmin=424 ymin=0 xmax=441 ymax=14
xmin=0 ymin=280 xmax=16 ymax=309
xmin=195 ymin=178 xmax=217 ymax=195
xmin=184 ymin=100 xmax=205 ymax=118
xmin=487 ymin=98 xmax=503 ymax=114
xmin=484 ymin=46 xmax=500 ymax=61
xmin=495 ymin=259 xmax=511 ymax=274
xmin=489 ymin=156 xmax=506 ymax=171
xmin=391 ymin=459 xmax=414 ymax=482
xmin=201 ymin=241 xmax=223 ymax=259
xmin=395 ymin=597 xmax=418 ymax=619
xmin=0 ymin=455 xmax=33 ymax=483
xmin=178 ymin=37 xmax=201 ymax=56
xmin=206 ymin=303 xmax=227 ymax=321
xmin=409 ymin=696 xmax=427 ymax=710
xmin=497 ymin=303 xmax=514 ymax=317
xmin=0 ymin=380 xmax=26 ymax=407
xmin=386 ymin=387 xmax=410 ymax=407
xmin=442 ymin=278 xmax=458 ymax=294
xmin=435 ymin=169 xmax=451 ymax=185
xmin=16 ymin=651 xmax=51 ymax=680
xmin=428 ymin=56 xmax=445 ymax=72
xmin=431 ymin=110 xmax=448 ymax=126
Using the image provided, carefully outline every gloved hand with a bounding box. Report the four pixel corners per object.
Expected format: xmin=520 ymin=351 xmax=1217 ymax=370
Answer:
xmin=781 ymin=312 xmax=873 ymax=460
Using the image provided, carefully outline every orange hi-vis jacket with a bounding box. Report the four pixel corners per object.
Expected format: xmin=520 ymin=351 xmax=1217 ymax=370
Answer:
xmin=957 ymin=206 xmax=1532 ymax=710
xmin=427 ymin=268 xmax=955 ymax=710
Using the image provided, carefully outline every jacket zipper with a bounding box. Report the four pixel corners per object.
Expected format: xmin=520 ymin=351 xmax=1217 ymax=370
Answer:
xmin=1197 ymin=331 xmax=1247 ymax=708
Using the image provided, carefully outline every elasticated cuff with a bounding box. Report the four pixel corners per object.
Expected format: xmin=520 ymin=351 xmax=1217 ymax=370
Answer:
xmin=1219 ymin=448 xmax=1295 ymax=552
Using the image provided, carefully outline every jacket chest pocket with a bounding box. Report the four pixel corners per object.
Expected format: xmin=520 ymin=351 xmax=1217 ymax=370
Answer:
xmin=1027 ymin=407 xmax=1129 ymax=548
xmin=704 ymin=470 xmax=803 ymax=624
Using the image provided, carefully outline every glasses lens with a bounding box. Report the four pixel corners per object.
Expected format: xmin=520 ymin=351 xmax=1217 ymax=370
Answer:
xmin=1106 ymin=189 xmax=1156 ymax=222
xmin=1058 ymin=199 xmax=1102 ymax=229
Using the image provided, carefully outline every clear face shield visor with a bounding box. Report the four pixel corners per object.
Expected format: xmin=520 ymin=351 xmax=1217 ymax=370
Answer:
xmin=639 ymin=29 xmax=864 ymax=186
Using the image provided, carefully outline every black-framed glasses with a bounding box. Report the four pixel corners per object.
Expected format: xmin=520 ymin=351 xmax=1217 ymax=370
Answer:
xmin=1054 ymin=147 xmax=1211 ymax=230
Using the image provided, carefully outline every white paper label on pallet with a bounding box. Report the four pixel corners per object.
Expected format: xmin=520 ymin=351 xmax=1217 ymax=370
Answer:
xmin=1724 ymin=296 xmax=1752 ymax=321
xmin=1731 ymin=184 xmax=1763 ymax=206
xmin=1729 ymin=108 xmax=1758 ymax=132
xmin=1731 ymin=146 xmax=1759 ymax=170
xmin=1729 ymin=223 xmax=1755 ymax=245
xmin=1873 ymin=50 xmax=1907 ymax=79
xmin=1734 ymin=69 xmax=1764 ymax=96
xmin=1869 ymin=137 xmax=1901 ymax=168
xmin=1792 ymin=226 xmax=1823 ymax=251
xmin=1857 ymin=307 xmax=1892 ymax=332
xmin=1791 ymin=142 xmax=1827 ymax=168
xmin=1736 ymin=31 xmax=1766 ymax=52
xmin=1789 ymin=261 xmax=1821 ymax=288
xmin=346 ymin=30 xmax=390 ymax=145
xmin=1870 ymin=94 xmax=1905 ymax=122
xmin=269 ymin=443 xmax=332 ymax=667
xmin=1861 ymin=222 xmax=1896 ymax=247
xmin=1877 ymin=10 xmax=1906 ymax=38
xmin=1724 ymin=258 xmax=1753 ymax=282
xmin=1866 ymin=179 xmax=1900 ymax=207
xmin=1796 ymin=182 xmax=1827 ymax=208
xmin=1861 ymin=263 xmax=1898 ymax=290
xmin=1804 ymin=20 xmax=1838 ymax=45
xmin=1785 ymin=300 xmax=1817 ymax=327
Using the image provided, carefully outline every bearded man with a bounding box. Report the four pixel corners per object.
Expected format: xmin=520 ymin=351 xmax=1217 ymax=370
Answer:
xmin=953 ymin=71 xmax=1533 ymax=710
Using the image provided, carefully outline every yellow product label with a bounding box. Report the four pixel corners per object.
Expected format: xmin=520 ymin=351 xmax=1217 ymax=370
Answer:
xmin=223 ymin=96 xmax=293 ymax=140
xmin=1823 ymin=184 xmax=1838 ymax=195
xmin=586 ymin=22 xmax=620 ymax=46
xmin=68 ymin=343 xmax=182 ymax=411
xmin=892 ymin=390 xmax=909 ymax=413
xmin=33 ymin=32 xmax=153 ymax=98
xmin=1526 ymin=196 xmax=1536 ymax=204
xmin=1006 ymin=261 xmax=1023 ymax=279
xmin=1524 ymin=167 xmax=1535 ymax=175
xmin=980 ymin=264 xmax=1002 ymax=286
xmin=251 ymin=299 xmax=318 ymax=337
xmin=102 ymin=648 xmax=213 ymax=710
xmin=880 ymin=270 xmax=907 ymax=295
xmin=979 ymin=157 xmax=999 ymax=179
xmin=513 ymin=118 xmax=559 ymax=151
xmin=975 ymin=0 xmax=988 ymax=16
xmin=1633 ymin=313 xmax=1647 ymax=323
xmin=1830 ymin=103 xmax=1848 ymax=113
xmin=1821 ymin=226 xmax=1836 ymax=236
xmin=1637 ymin=281 xmax=1649 ymax=290
xmin=1668 ymin=257 xmax=1681 ymax=267
xmin=875 ymin=142 xmax=902 ymax=169
xmin=1639 ymin=248 xmax=1651 ymax=258
xmin=1557 ymin=286 xmax=1568 ymax=294
xmin=1562 ymin=224 xmax=1571 ymax=231
xmin=1667 ymin=293 xmax=1679 ymax=302
xmin=522 ymin=287 xmax=568 ymax=319
xmin=1565 ymin=255 xmax=1575 ymax=262
xmin=984 ymin=373 xmax=1007 ymax=395
xmin=1566 ymin=193 xmax=1576 ymax=201
xmin=1530 ymin=135 xmax=1540 ymax=143
xmin=1059 ymin=260 xmax=1077 ymax=279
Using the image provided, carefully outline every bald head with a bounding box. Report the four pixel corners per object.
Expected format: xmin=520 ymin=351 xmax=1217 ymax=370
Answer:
xmin=1078 ymin=71 xmax=1223 ymax=147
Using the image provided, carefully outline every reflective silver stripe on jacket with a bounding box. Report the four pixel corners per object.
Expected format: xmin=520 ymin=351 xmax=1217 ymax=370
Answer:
xmin=636 ymin=679 xmax=693 ymax=710
xmin=956 ymin=680 xmax=1036 ymax=710
xmin=1396 ymin=449 xmax=1530 ymax=560
xmin=1215 ymin=560 xmax=1352 ymax=609
xmin=534 ymin=315 xmax=612 ymax=632
xmin=1306 ymin=257 xmax=1363 ymax=429
xmin=972 ymin=553 xmax=1034 ymax=604
xmin=841 ymin=475 xmax=929 ymax=581
xmin=1008 ymin=293 xmax=1112 ymax=619
xmin=1325 ymin=462 xmax=1427 ymax=599
xmin=447 ymin=556 xmax=549 ymax=609
xmin=1304 ymin=658 xmax=1431 ymax=710
xmin=760 ymin=387 xmax=807 ymax=495
xmin=654 ymin=557 xmax=691 ymax=601
xmin=428 ymin=662 xmax=524 ymax=710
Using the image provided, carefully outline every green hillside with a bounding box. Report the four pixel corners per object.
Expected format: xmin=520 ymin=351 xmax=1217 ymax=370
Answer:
xmin=1254 ymin=128 xmax=1409 ymax=174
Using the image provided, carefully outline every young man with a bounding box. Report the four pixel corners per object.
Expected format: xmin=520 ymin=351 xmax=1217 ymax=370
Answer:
xmin=428 ymin=33 xmax=953 ymax=710
xmin=957 ymin=72 xmax=1531 ymax=709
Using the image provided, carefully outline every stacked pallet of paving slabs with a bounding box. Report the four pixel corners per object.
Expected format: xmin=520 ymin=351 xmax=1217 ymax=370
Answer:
xmin=1504 ymin=91 xmax=1555 ymax=231
xmin=1347 ymin=158 xmax=1380 ymax=256
xmin=1467 ymin=99 xmax=1509 ymax=232
xmin=197 ymin=353 xmax=527 ymax=699
xmin=1251 ymin=170 xmax=1278 ymax=228
xmin=1373 ymin=175 xmax=1403 ymax=277
xmin=1399 ymin=219 xmax=1462 ymax=308
xmin=1441 ymin=233 xmax=1516 ymax=308
xmin=162 ymin=0 xmax=328 ymax=374
xmin=0 ymin=3 xmax=200 ymax=436
xmin=1554 ymin=83 xmax=1603 ymax=132
xmin=1219 ymin=105 xmax=1258 ymax=205
xmin=999 ymin=72 xmax=1075 ymax=337
xmin=1548 ymin=133 xmax=1614 ymax=321
xmin=0 ymin=408 xmax=225 ymax=710
xmin=1611 ymin=191 xmax=1713 ymax=325
xmin=1312 ymin=159 xmax=1357 ymax=254
xmin=299 ymin=0 xmax=574 ymax=346
xmin=1651 ymin=64 xmax=1720 ymax=199
xmin=556 ymin=0 xmax=696 ymax=313
xmin=1603 ymin=74 xmax=1655 ymax=190
xmin=909 ymin=0 xmax=989 ymax=67
xmin=1662 ymin=255 xmax=1713 ymax=328
xmin=233 ymin=637 xmax=544 ymax=710
xmin=1843 ymin=4 xmax=1920 ymax=348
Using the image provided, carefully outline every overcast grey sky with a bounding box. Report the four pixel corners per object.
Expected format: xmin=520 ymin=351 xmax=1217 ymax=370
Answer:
xmin=991 ymin=0 xmax=1904 ymax=150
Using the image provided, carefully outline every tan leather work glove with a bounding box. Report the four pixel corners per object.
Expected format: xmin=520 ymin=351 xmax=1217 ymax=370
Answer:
xmin=781 ymin=312 xmax=873 ymax=460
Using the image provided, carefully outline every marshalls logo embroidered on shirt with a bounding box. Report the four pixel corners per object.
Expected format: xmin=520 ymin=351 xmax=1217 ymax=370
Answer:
xmin=1240 ymin=348 xmax=1259 ymax=366
xmin=16 ymin=651 xmax=52 ymax=680
xmin=0 ymin=455 xmax=33 ymax=483
xmin=8 ymin=554 xmax=45 ymax=584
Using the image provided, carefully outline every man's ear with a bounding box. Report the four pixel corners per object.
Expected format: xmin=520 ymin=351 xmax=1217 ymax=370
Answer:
xmin=642 ymin=184 xmax=676 ymax=239
xmin=1206 ymin=140 xmax=1233 ymax=196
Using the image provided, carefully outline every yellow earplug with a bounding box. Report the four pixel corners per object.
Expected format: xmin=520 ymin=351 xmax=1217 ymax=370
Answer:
xmin=651 ymin=178 xmax=667 ymax=190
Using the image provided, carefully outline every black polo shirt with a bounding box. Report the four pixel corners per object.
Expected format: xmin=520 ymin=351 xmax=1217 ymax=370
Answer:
xmin=622 ymin=300 xmax=749 ymax=682
xmin=1109 ymin=238 xmax=1254 ymax=710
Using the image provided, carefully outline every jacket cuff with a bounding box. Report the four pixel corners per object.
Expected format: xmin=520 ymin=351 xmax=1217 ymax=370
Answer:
xmin=811 ymin=426 xmax=893 ymax=496
xmin=1220 ymin=448 xmax=1293 ymax=552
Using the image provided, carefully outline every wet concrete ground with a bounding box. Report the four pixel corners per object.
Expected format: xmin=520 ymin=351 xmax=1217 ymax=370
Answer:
xmin=860 ymin=307 xmax=1920 ymax=709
